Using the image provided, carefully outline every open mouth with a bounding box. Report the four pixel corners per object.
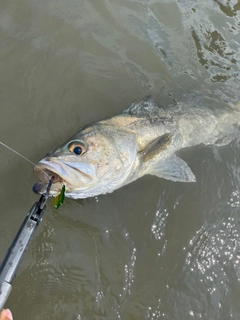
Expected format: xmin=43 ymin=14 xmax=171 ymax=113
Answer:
xmin=37 ymin=168 xmax=63 ymax=183
xmin=33 ymin=158 xmax=94 ymax=196
xmin=34 ymin=159 xmax=73 ymax=183
xmin=33 ymin=165 xmax=66 ymax=196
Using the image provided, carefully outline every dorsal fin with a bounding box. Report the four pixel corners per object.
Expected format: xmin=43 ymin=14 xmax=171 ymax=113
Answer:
xmin=123 ymin=96 xmax=165 ymax=118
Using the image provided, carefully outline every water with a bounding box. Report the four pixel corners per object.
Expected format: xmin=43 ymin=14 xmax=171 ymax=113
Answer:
xmin=0 ymin=0 xmax=240 ymax=319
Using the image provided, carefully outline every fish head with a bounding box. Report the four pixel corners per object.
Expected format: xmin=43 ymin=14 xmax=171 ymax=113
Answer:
xmin=33 ymin=121 xmax=138 ymax=198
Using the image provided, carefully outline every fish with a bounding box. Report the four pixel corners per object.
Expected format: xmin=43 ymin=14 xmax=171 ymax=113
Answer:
xmin=33 ymin=97 xmax=239 ymax=199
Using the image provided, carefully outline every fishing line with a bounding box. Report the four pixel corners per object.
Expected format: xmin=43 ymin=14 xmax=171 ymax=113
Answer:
xmin=0 ymin=141 xmax=51 ymax=179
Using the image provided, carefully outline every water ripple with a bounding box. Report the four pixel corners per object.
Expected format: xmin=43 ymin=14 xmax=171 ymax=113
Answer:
xmin=151 ymin=209 xmax=169 ymax=241
xmin=119 ymin=247 xmax=137 ymax=301
xmin=185 ymin=214 xmax=240 ymax=295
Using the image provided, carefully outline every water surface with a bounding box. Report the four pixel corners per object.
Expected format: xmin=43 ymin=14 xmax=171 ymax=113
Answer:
xmin=1 ymin=1 xmax=240 ymax=319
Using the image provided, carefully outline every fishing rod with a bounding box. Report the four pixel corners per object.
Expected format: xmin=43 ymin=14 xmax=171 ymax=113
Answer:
xmin=0 ymin=178 xmax=53 ymax=310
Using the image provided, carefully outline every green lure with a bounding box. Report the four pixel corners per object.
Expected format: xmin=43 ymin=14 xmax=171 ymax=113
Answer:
xmin=54 ymin=185 xmax=65 ymax=209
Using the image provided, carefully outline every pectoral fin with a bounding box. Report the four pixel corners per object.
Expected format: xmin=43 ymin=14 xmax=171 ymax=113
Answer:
xmin=151 ymin=155 xmax=196 ymax=182
xmin=140 ymin=133 xmax=172 ymax=162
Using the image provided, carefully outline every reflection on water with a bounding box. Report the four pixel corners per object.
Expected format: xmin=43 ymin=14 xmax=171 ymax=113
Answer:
xmin=1 ymin=0 xmax=240 ymax=319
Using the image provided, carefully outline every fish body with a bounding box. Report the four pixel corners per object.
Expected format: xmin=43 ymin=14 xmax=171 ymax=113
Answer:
xmin=33 ymin=97 xmax=238 ymax=199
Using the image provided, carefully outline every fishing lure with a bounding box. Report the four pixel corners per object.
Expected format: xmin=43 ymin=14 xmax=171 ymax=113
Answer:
xmin=54 ymin=185 xmax=65 ymax=209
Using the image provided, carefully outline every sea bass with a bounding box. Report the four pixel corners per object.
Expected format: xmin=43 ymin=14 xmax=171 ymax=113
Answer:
xmin=33 ymin=97 xmax=238 ymax=199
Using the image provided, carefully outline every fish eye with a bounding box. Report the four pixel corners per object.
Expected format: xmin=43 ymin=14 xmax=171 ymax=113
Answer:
xmin=73 ymin=146 xmax=82 ymax=155
xmin=68 ymin=142 xmax=86 ymax=155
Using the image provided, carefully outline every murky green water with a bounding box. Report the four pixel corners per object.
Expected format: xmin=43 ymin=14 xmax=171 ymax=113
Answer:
xmin=1 ymin=1 xmax=240 ymax=319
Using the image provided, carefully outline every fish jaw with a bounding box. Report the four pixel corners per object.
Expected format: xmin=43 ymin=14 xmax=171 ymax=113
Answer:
xmin=33 ymin=158 xmax=94 ymax=196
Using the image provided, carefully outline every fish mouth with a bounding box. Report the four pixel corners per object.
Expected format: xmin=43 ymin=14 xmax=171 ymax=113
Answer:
xmin=33 ymin=158 xmax=94 ymax=196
